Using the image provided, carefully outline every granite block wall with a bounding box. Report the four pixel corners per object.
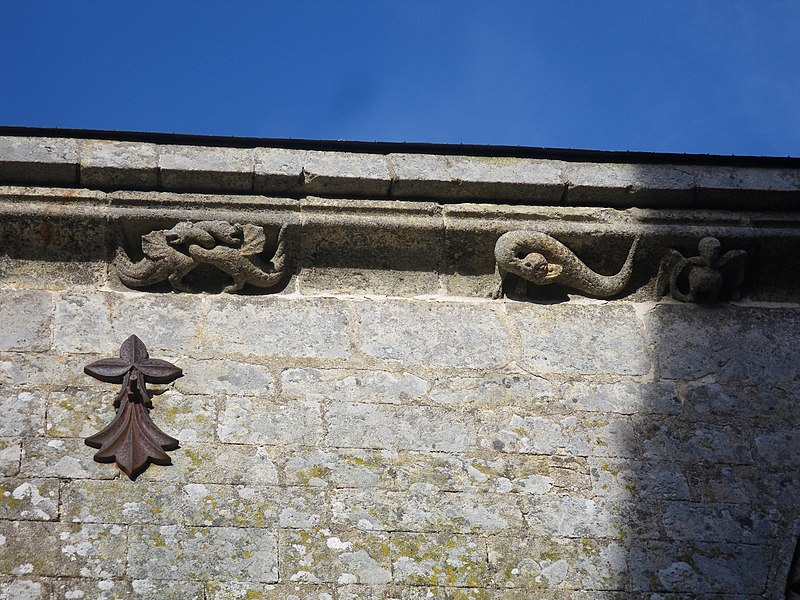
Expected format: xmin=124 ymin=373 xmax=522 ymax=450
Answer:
xmin=1 ymin=285 xmax=797 ymax=599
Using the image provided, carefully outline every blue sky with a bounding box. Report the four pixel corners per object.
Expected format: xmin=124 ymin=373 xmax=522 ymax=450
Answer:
xmin=2 ymin=1 xmax=799 ymax=156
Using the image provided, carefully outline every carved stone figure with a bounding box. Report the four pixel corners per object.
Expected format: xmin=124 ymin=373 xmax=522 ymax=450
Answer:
xmin=115 ymin=221 xmax=286 ymax=293
xmin=493 ymin=230 xmax=639 ymax=299
xmin=658 ymin=236 xmax=746 ymax=303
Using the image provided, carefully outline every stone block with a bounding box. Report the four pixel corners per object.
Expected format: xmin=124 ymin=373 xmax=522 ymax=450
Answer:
xmin=303 ymin=151 xmax=391 ymax=196
xmin=0 ymin=352 xmax=100 ymax=390
xmin=175 ymin=359 xmax=275 ymax=396
xmin=0 ymin=441 xmax=21 ymax=476
xmin=282 ymin=368 xmax=428 ymax=405
xmin=0 ymin=291 xmax=52 ymax=352
xmin=22 ymin=438 xmax=117 ymax=480
xmin=0 ymin=136 xmax=79 ymax=185
xmin=560 ymin=381 xmax=681 ymax=415
xmin=280 ymin=528 xmax=392 ymax=585
xmin=634 ymin=418 xmax=753 ymax=464
xmin=203 ymin=296 xmax=350 ymax=360
xmin=521 ymin=495 xmax=624 ymax=539
xmin=0 ymin=579 xmax=49 ymax=600
xmin=589 ymin=458 xmax=689 ymax=501
xmin=627 ymin=541 xmax=771 ymax=594
xmin=253 ymin=147 xmax=306 ymax=194
xmin=299 ymin=267 xmax=442 ymax=297
xmin=53 ymin=578 xmax=133 ymax=600
xmin=326 ymin=402 xmax=475 ymax=452
xmin=159 ymin=144 xmax=254 ymax=193
xmin=0 ymin=521 xmax=127 ymax=578
xmin=139 ymin=442 xmax=279 ymax=485
xmin=0 ymin=392 xmax=46 ymax=438
xmin=754 ymin=426 xmax=800 ymax=466
xmin=155 ymin=390 xmax=217 ymax=444
xmin=63 ymin=480 xmax=324 ymax=528
xmin=478 ymin=410 xmax=625 ymax=457
xmin=129 ymin=525 xmax=278 ymax=582
xmin=389 ymin=153 xmax=565 ymax=202
xmin=356 ymin=300 xmax=508 ymax=369
xmin=428 ymin=372 xmax=553 ymax=409
xmin=508 ymin=304 xmax=649 ymax=375
xmin=331 ymin=488 xmax=523 ymax=534
xmin=0 ymin=215 xmax=107 ymax=288
xmin=564 ymin=162 xmax=694 ymax=207
xmin=52 ymin=293 xmax=113 ymax=354
xmin=80 ymin=139 xmax=158 ymax=189
xmin=679 ymin=382 xmax=798 ymax=418
xmin=661 ymin=502 xmax=779 ymax=544
xmin=206 ymin=582 xmax=335 ymax=599
xmin=283 ymin=448 xmax=390 ymax=489
xmin=46 ymin=388 xmax=116 ymax=438
xmin=54 ymin=292 xmax=202 ymax=355
xmin=0 ymin=478 xmax=59 ymax=520
xmin=648 ymin=305 xmax=800 ymax=383
xmin=132 ymin=579 xmax=204 ymax=599
xmin=388 ymin=532 xmax=487 ymax=587
xmin=488 ymin=536 xmax=628 ymax=590
xmin=218 ymin=396 xmax=322 ymax=446
xmin=693 ymin=165 xmax=800 ymax=208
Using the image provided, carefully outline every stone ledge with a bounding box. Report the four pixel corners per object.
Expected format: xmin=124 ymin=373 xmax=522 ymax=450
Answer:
xmin=2 ymin=186 xmax=800 ymax=301
xmin=1 ymin=135 xmax=799 ymax=209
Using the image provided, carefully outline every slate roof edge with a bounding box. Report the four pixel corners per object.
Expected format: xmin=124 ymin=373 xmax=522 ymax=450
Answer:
xmin=0 ymin=128 xmax=799 ymax=210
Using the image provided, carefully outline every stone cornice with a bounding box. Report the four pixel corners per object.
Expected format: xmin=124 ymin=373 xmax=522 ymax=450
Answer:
xmin=1 ymin=135 xmax=799 ymax=210
xmin=1 ymin=185 xmax=799 ymax=302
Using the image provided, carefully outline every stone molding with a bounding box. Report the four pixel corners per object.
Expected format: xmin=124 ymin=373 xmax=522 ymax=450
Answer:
xmin=1 ymin=185 xmax=799 ymax=301
xmin=2 ymin=135 xmax=800 ymax=209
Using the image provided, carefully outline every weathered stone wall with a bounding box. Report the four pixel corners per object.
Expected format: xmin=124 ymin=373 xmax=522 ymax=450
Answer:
xmin=1 ymin=134 xmax=799 ymax=599
xmin=2 ymin=286 xmax=798 ymax=598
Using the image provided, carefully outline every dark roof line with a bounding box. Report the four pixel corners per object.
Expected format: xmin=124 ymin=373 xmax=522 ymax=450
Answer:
xmin=2 ymin=125 xmax=799 ymax=168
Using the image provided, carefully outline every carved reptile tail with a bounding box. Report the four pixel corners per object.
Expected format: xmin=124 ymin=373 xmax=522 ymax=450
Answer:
xmin=115 ymin=248 xmax=165 ymax=287
xmin=495 ymin=231 xmax=639 ymax=298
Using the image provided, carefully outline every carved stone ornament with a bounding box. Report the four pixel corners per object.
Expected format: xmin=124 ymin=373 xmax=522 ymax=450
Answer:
xmin=493 ymin=230 xmax=639 ymax=299
xmin=84 ymin=335 xmax=181 ymax=480
xmin=657 ymin=236 xmax=746 ymax=303
xmin=115 ymin=221 xmax=286 ymax=293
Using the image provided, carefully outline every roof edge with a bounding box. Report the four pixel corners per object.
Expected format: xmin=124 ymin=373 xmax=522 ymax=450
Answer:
xmin=2 ymin=125 xmax=799 ymax=168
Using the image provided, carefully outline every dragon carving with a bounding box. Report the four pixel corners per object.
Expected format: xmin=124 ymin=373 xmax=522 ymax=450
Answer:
xmin=493 ymin=231 xmax=639 ymax=299
xmin=115 ymin=221 xmax=286 ymax=293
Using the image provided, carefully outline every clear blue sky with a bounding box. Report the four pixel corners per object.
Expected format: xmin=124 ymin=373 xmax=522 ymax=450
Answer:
xmin=3 ymin=1 xmax=799 ymax=156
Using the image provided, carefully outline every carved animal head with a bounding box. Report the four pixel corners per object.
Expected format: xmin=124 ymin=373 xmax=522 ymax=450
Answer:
xmin=511 ymin=251 xmax=563 ymax=284
xmin=165 ymin=222 xmax=216 ymax=248
xmin=140 ymin=231 xmax=174 ymax=260
xmin=165 ymin=221 xmax=243 ymax=249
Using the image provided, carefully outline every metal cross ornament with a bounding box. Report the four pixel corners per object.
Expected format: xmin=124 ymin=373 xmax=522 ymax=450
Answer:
xmin=84 ymin=335 xmax=181 ymax=480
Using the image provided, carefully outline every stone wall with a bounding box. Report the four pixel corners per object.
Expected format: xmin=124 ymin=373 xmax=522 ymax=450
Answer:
xmin=1 ymin=133 xmax=799 ymax=599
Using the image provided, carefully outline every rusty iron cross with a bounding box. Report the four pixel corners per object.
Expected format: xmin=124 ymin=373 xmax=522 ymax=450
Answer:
xmin=84 ymin=335 xmax=181 ymax=480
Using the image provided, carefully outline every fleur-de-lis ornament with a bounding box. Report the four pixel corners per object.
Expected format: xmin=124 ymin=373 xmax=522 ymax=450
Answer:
xmin=84 ymin=335 xmax=182 ymax=479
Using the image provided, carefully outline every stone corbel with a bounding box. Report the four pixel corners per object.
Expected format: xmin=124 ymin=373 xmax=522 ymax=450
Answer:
xmin=657 ymin=236 xmax=747 ymax=303
xmin=493 ymin=231 xmax=640 ymax=299
xmin=115 ymin=220 xmax=286 ymax=293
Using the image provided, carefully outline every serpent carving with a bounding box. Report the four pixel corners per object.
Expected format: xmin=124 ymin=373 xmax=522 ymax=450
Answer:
xmin=493 ymin=231 xmax=639 ymax=299
xmin=115 ymin=220 xmax=286 ymax=293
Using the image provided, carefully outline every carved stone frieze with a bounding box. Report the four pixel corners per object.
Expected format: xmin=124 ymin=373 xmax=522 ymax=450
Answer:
xmin=657 ymin=236 xmax=746 ymax=303
xmin=84 ymin=335 xmax=181 ymax=480
xmin=115 ymin=221 xmax=286 ymax=293
xmin=493 ymin=230 xmax=639 ymax=299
